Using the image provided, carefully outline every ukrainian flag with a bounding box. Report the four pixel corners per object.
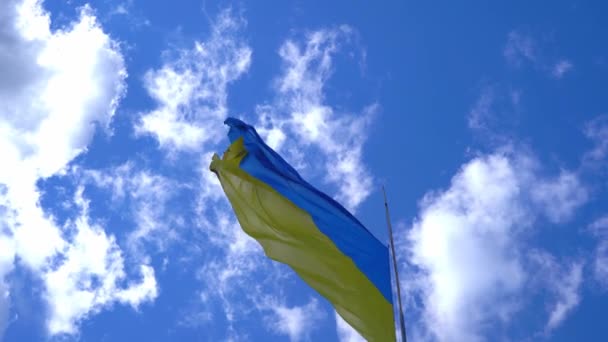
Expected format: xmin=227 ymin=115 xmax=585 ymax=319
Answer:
xmin=210 ymin=118 xmax=395 ymax=342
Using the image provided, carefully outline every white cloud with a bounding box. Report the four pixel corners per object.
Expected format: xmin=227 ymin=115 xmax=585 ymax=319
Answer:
xmin=137 ymin=9 xmax=251 ymax=152
xmin=0 ymin=0 xmax=125 ymax=181
xmin=44 ymin=189 xmax=157 ymax=335
xmin=267 ymin=298 xmax=324 ymax=342
xmin=335 ymin=312 xmax=365 ymax=342
xmin=404 ymin=151 xmax=587 ymax=341
xmin=552 ymin=59 xmax=573 ymax=79
xmin=0 ymin=0 xmax=157 ymax=336
xmin=0 ymin=0 xmax=125 ymax=269
xmin=406 ymin=154 xmax=527 ymax=341
xmin=116 ymin=265 xmax=158 ymax=307
xmin=256 ymin=26 xmax=374 ymax=211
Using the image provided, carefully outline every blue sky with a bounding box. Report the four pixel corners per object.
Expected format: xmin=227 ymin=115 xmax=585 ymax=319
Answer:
xmin=0 ymin=0 xmax=607 ymax=341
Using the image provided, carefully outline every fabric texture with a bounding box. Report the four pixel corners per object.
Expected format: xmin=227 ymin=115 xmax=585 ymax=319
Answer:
xmin=210 ymin=118 xmax=396 ymax=342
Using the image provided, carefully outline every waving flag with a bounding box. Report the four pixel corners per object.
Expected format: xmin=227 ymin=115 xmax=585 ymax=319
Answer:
xmin=210 ymin=118 xmax=395 ymax=342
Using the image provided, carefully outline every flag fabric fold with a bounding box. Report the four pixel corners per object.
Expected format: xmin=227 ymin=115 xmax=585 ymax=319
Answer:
xmin=210 ymin=118 xmax=395 ymax=342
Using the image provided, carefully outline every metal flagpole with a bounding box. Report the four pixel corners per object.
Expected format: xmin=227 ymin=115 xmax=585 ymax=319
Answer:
xmin=383 ymin=186 xmax=407 ymax=342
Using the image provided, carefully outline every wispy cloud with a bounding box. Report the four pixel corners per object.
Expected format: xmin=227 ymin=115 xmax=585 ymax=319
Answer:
xmin=467 ymin=85 xmax=522 ymax=144
xmin=136 ymin=8 xmax=251 ymax=152
xmin=530 ymin=171 xmax=588 ymax=223
xmin=468 ymin=86 xmax=496 ymax=131
xmin=583 ymin=115 xmax=608 ymax=169
xmin=108 ymin=0 xmax=132 ymax=17
xmin=595 ymin=241 xmax=608 ymax=289
xmin=552 ymin=59 xmax=573 ymax=79
xmin=504 ymin=31 xmax=537 ymax=67
xmin=195 ymin=212 xmax=266 ymax=322
xmin=528 ymin=252 xmax=583 ymax=334
xmin=256 ymin=26 xmax=375 ymax=211
xmin=44 ymin=188 xmax=157 ymax=335
xmin=83 ymin=163 xmax=181 ymax=257
xmin=504 ymin=30 xmax=574 ymax=79
xmin=588 ymin=216 xmax=608 ymax=289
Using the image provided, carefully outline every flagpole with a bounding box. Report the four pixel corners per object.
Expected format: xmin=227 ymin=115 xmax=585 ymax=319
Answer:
xmin=383 ymin=186 xmax=407 ymax=342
